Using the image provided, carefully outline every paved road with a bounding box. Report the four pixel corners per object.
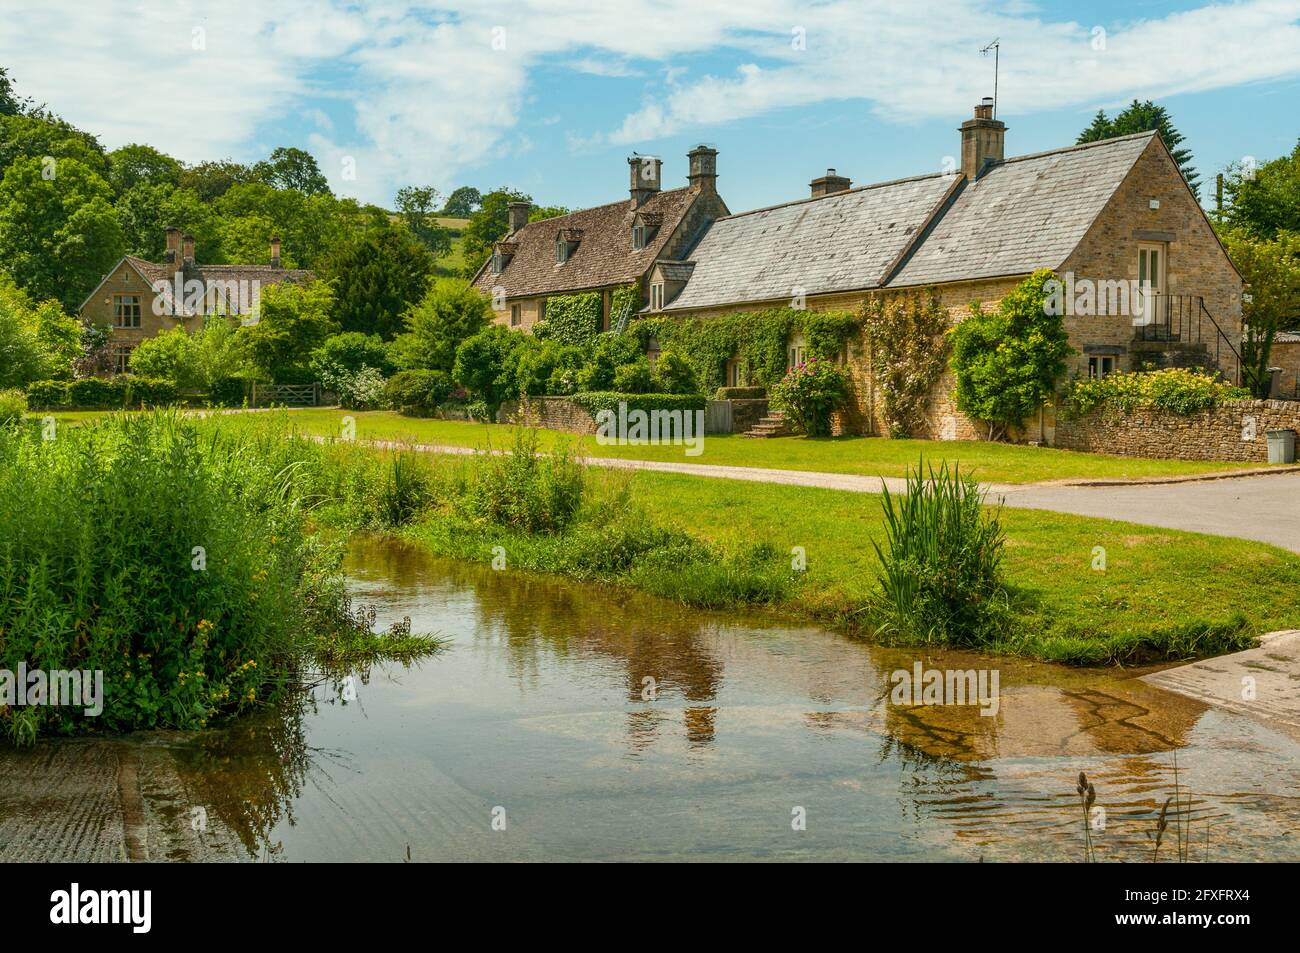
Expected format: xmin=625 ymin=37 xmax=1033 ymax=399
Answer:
xmin=343 ymin=438 xmax=1300 ymax=552
xmin=996 ymin=472 xmax=1300 ymax=553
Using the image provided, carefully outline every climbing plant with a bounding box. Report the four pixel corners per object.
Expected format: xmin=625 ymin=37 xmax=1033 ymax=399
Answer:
xmin=535 ymin=291 xmax=602 ymax=346
xmin=859 ymin=289 xmax=950 ymax=438
xmin=634 ymin=307 xmax=858 ymax=392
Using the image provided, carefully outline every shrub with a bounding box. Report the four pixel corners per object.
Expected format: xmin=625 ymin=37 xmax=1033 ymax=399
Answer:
xmin=652 ymin=350 xmax=698 ymax=395
xmin=714 ymin=386 xmax=767 ymax=400
xmin=612 ymin=358 xmax=654 ymax=394
xmin=0 ymin=275 xmax=81 ymax=387
xmin=535 ymin=290 xmax=602 ymax=346
xmin=0 ymin=413 xmax=352 ymax=743
xmin=453 ymin=325 xmax=526 ymax=416
xmin=26 ymin=379 xmax=70 ymax=409
xmin=68 ymin=376 xmax=127 ymax=408
xmin=575 ymin=334 xmax=643 ymax=391
xmin=860 ymin=289 xmax=949 ymax=438
xmin=769 ymin=357 xmax=848 ymax=436
xmin=869 ymin=461 xmax=1010 ymax=647
xmin=329 ymin=366 xmax=387 ymax=410
xmin=569 ymin=392 xmax=707 ymax=416
xmin=208 ymin=377 xmax=248 ymax=407
xmin=1064 ymin=368 xmax=1248 ymax=418
xmin=391 ymin=278 xmax=492 ymax=373
xmin=310 ymin=331 xmax=395 ymax=380
xmin=122 ymin=376 xmax=180 ymax=407
xmin=950 ymin=269 xmax=1072 ymax=440
xmin=466 ymin=428 xmax=584 ymax=533
xmin=129 ymin=326 xmax=197 ymax=387
xmin=0 ymin=388 xmax=26 ymax=424
xmin=515 ymin=340 xmax=586 ymax=397
xmin=383 ymin=369 xmax=453 ymax=411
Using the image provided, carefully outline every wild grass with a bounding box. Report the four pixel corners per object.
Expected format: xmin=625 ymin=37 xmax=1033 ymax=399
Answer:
xmin=0 ymin=411 xmax=439 ymax=745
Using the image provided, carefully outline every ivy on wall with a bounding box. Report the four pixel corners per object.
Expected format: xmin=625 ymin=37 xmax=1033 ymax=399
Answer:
xmin=534 ymin=291 xmax=601 ymax=346
xmin=534 ymin=283 xmax=641 ymax=347
xmin=633 ymin=307 xmax=859 ymax=393
xmin=859 ymin=289 xmax=950 ymax=438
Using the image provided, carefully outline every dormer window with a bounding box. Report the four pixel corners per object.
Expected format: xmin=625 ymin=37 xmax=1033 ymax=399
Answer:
xmin=650 ymin=282 xmax=664 ymax=311
xmin=555 ymin=227 xmax=583 ymax=265
xmin=492 ymin=251 xmax=505 ymax=274
xmin=491 ymin=240 xmax=517 ymax=274
xmin=632 ymin=211 xmax=662 ymax=251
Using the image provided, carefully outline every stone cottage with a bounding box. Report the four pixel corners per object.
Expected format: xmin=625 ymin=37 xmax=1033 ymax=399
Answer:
xmin=79 ymin=228 xmax=313 ymax=373
xmin=470 ymin=147 xmax=730 ymax=331
xmin=652 ymin=100 xmax=1244 ymax=442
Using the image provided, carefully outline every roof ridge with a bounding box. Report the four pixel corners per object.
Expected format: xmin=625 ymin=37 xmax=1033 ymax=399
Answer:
xmin=714 ymin=171 xmax=950 ymax=223
xmin=520 ymin=186 xmax=692 ymax=230
xmin=994 ymin=130 xmax=1157 ymax=168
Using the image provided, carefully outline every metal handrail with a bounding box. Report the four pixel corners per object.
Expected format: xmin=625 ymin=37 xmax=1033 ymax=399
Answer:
xmin=1134 ymin=293 xmax=1242 ymax=387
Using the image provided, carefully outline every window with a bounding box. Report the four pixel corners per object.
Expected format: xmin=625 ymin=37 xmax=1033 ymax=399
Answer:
xmin=632 ymin=225 xmax=647 ymax=250
xmin=510 ymin=304 xmax=521 ymax=327
xmin=492 ymin=252 xmax=503 ymax=274
xmin=726 ymin=358 xmax=742 ymax=387
xmin=538 ymin=299 xmax=546 ymax=322
xmin=113 ymin=294 xmax=141 ymax=328
xmin=650 ymin=282 xmax=664 ymax=311
xmin=1137 ymin=242 xmax=1166 ymax=295
xmin=112 ymin=344 xmax=135 ymax=374
xmin=1088 ymin=355 xmax=1116 ymax=379
xmin=556 ymin=239 xmax=568 ymax=264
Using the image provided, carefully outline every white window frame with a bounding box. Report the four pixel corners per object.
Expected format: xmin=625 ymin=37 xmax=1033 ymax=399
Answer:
xmin=650 ymin=282 xmax=664 ymax=311
xmin=1088 ymin=355 xmax=1116 ymax=379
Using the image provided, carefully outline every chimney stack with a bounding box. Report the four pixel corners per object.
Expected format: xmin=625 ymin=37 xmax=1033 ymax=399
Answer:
xmin=507 ymin=201 xmax=531 ymax=234
xmin=810 ymin=168 xmax=852 ymax=198
xmin=270 ymin=236 xmax=281 ymax=268
xmin=960 ymin=98 xmax=1006 ymax=181
xmin=628 ymin=155 xmax=662 ymax=207
xmin=181 ymin=233 xmax=196 ymax=266
xmin=687 ymin=144 xmax=718 ymax=194
xmin=165 ymin=226 xmax=181 ymax=265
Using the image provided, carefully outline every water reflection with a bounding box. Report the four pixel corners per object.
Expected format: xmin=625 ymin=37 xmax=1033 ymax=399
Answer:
xmin=1 ymin=535 xmax=1296 ymax=862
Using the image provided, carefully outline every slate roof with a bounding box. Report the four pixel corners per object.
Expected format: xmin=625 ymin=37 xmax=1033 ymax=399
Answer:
xmin=662 ymin=173 xmax=958 ymax=312
xmin=471 ymin=187 xmax=699 ymax=298
xmin=887 ymin=132 xmax=1156 ymax=288
xmin=660 ymin=131 xmax=1158 ymax=311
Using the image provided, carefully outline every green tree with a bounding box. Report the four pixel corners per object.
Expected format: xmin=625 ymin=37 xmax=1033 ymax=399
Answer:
xmin=1218 ymin=141 xmax=1300 ymax=239
xmin=441 ymin=186 xmax=481 ymax=217
xmin=0 ymin=275 xmax=80 ymax=386
xmin=0 ymin=65 xmax=35 ymax=116
xmin=323 ymin=227 xmax=435 ymax=339
xmin=253 ymin=146 xmax=331 ymax=196
xmin=950 ymin=269 xmax=1072 ymax=440
xmin=1221 ymin=230 xmax=1300 ymax=396
xmin=177 ymin=159 xmax=256 ymax=202
xmin=460 ymin=187 xmax=531 ymax=276
xmin=106 ymin=144 xmax=181 ymax=195
xmin=241 ymin=281 xmax=338 ymax=380
xmin=0 ymin=156 xmax=125 ymax=308
xmin=129 ymin=325 xmax=198 ymax=387
xmin=0 ymin=112 xmax=107 ymax=175
xmin=392 ymin=277 xmax=492 ymax=373
xmin=453 ymin=324 xmax=526 ymax=416
xmin=394 ymin=185 xmax=451 ymax=256
xmin=1078 ymin=100 xmax=1200 ymax=198
xmin=529 ymin=205 xmax=569 ymax=222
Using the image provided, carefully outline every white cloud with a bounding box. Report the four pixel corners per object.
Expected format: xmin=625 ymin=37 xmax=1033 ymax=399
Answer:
xmin=2 ymin=0 xmax=1298 ymax=204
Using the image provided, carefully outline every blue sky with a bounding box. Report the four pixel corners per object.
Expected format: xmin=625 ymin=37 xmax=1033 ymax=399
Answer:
xmin=4 ymin=1 xmax=1299 ymax=213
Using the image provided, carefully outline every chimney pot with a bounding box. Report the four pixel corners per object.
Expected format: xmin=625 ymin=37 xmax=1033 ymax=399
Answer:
xmin=810 ymin=168 xmax=852 ymax=198
xmin=165 ymin=225 xmax=181 ymax=265
xmin=507 ymin=201 xmax=531 ymax=234
xmin=960 ymin=102 xmax=1006 ymax=180
xmin=687 ymin=144 xmax=718 ymax=194
xmin=628 ymin=155 xmax=662 ymax=207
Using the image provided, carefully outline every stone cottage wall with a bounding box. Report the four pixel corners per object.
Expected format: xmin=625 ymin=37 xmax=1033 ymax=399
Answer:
xmin=1055 ymin=399 xmax=1300 ymax=462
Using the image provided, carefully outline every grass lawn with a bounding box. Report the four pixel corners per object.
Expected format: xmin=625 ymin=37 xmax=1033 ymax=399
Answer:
xmin=597 ymin=469 xmax=1300 ymax=663
xmin=208 ymin=408 xmax=1248 ymax=485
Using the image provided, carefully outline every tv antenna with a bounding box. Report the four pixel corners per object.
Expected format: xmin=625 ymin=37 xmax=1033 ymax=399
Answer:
xmin=980 ymin=38 xmax=1000 ymax=119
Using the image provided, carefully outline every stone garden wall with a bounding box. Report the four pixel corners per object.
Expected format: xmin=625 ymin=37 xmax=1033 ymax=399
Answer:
xmin=499 ymin=396 xmax=599 ymax=434
xmin=1054 ymin=399 xmax=1300 ymax=462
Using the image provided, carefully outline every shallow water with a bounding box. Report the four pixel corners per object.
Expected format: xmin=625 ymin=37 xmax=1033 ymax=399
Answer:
xmin=2 ymin=535 xmax=1297 ymax=862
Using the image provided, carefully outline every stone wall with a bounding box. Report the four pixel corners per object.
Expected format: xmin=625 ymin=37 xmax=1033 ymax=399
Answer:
xmin=1271 ymin=338 xmax=1300 ymax=399
xmin=1055 ymin=399 xmax=1300 ymax=462
xmin=731 ymin=398 xmax=769 ymax=433
xmin=498 ymin=396 xmax=598 ymax=434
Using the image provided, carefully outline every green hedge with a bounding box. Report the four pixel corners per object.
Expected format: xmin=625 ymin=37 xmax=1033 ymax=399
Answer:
xmin=715 ymin=386 xmax=767 ymax=400
xmin=384 ymin=369 xmax=453 ymax=412
xmin=26 ymin=380 xmax=70 ymax=409
xmin=571 ymin=391 xmax=707 ymax=415
xmin=48 ymin=376 xmax=180 ymax=409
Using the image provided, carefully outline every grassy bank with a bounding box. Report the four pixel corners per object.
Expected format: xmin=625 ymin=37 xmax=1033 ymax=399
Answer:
xmin=186 ymin=408 xmax=1246 ymax=484
xmin=0 ymin=413 xmax=438 ymax=745
xmin=217 ymin=416 xmax=1292 ymax=666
